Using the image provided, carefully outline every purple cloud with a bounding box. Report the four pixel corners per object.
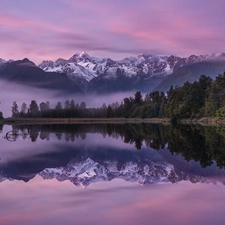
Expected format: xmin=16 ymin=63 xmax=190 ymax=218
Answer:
xmin=0 ymin=0 xmax=225 ymax=63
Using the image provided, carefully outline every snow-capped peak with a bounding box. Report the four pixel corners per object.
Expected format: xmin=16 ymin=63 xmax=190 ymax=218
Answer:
xmin=210 ymin=52 xmax=225 ymax=59
xmin=69 ymin=51 xmax=92 ymax=63
xmin=79 ymin=51 xmax=89 ymax=58
xmin=0 ymin=58 xmax=6 ymax=65
xmin=211 ymin=52 xmax=224 ymax=57
xmin=38 ymin=52 xmax=220 ymax=91
xmin=39 ymin=156 xmax=211 ymax=188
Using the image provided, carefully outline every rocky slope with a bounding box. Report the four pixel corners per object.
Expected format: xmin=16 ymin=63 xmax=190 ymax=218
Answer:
xmin=38 ymin=52 xmax=218 ymax=93
xmin=39 ymin=156 xmax=210 ymax=188
xmin=0 ymin=58 xmax=82 ymax=93
xmin=155 ymin=55 xmax=225 ymax=92
xmin=1 ymin=52 xmax=225 ymax=94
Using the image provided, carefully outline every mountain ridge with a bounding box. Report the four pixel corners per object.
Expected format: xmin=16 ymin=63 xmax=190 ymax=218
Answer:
xmin=0 ymin=58 xmax=82 ymax=93
xmin=1 ymin=52 xmax=225 ymax=94
xmin=37 ymin=52 xmax=225 ymax=93
xmin=39 ymin=156 xmax=211 ymax=188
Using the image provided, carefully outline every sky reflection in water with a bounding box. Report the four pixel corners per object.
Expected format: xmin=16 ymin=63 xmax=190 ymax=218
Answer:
xmin=0 ymin=124 xmax=225 ymax=224
xmin=0 ymin=177 xmax=224 ymax=225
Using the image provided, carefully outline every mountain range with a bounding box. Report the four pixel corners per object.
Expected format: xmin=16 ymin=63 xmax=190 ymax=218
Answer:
xmin=1 ymin=52 xmax=225 ymax=94
xmin=39 ymin=153 xmax=213 ymax=188
xmin=0 ymin=58 xmax=82 ymax=93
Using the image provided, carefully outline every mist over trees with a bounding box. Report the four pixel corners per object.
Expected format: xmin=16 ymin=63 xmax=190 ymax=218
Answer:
xmin=9 ymin=73 xmax=225 ymax=120
xmin=11 ymin=99 xmax=108 ymax=118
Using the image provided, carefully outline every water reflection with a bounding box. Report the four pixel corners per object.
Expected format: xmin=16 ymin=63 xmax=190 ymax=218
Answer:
xmin=1 ymin=124 xmax=225 ymax=187
xmin=1 ymin=176 xmax=225 ymax=225
xmin=4 ymin=123 xmax=225 ymax=167
xmin=1 ymin=123 xmax=225 ymax=225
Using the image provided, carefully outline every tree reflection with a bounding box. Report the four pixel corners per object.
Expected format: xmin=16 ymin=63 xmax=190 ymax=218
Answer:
xmin=5 ymin=123 xmax=225 ymax=169
xmin=165 ymin=125 xmax=214 ymax=168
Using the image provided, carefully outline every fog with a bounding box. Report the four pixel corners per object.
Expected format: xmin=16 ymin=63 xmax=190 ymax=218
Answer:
xmin=0 ymin=80 xmax=134 ymax=117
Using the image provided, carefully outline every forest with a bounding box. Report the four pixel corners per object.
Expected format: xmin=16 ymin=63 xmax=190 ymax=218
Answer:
xmin=6 ymin=72 xmax=225 ymax=120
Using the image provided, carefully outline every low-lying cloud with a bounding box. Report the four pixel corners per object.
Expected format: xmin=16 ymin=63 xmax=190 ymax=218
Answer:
xmin=0 ymin=80 xmax=134 ymax=118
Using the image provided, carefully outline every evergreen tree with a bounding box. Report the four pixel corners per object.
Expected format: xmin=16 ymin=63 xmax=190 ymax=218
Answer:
xmin=12 ymin=101 xmax=19 ymax=118
xmin=55 ymin=101 xmax=63 ymax=110
xmin=40 ymin=102 xmax=50 ymax=112
xmin=205 ymin=73 xmax=225 ymax=116
xmin=106 ymin=105 xmax=113 ymax=118
xmin=0 ymin=111 xmax=3 ymax=119
xmin=80 ymin=101 xmax=86 ymax=109
xmin=101 ymin=103 xmax=107 ymax=117
xmin=80 ymin=101 xmax=87 ymax=117
xmin=123 ymin=97 xmax=133 ymax=117
xmin=28 ymin=100 xmax=39 ymax=117
xmin=54 ymin=101 xmax=63 ymax=117
xmin=20 ymin=102 xmax=28 ymax=117
xmin=39 ymin=102 xmax=50 ymax=117
xmin=134 ymin=91 xmax=142 ymax=105
xmin=64 ymin=100 xmax=70 ymax=109
xmin=70 ymin=100 xmax=75 ymax=109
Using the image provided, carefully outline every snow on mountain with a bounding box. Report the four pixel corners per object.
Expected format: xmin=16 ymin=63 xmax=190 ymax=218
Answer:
xmin=1 ymin=52 xmax=223 ymax=94
xmin=64 ymin=63 xmax=97 ymax=82
xmin=39 ymin=156 xmax=208 ymax=188
xmin=0 ymin=175 xmax=14 ymax=183
xmin=0 ymin=58 xmax=15 ymax=66
xmin=38 ymin=60 xmax=63 ymax=73
xmin=0 ymin=58 xmax=15 ymax=65
xmin=0 ymin=58 xmax=6 ymax=65
xmin=38 ymin=52 xmax=107 ymax=82
xmin=38 ymin=52 xmax=214 ymax=86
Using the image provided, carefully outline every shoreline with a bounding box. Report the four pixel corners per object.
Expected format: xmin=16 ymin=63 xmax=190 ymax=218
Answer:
xmin=2 ymin=117 xmax=225 ymax=126
xmin=1 ymin=117 xmax=171 ymax=125
xmin=179 ymin=117 xmax=225 ymax=126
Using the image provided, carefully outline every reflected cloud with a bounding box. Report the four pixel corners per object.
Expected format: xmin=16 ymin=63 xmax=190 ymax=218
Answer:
xmin=0 ymin=177 xmax=225 ymax=225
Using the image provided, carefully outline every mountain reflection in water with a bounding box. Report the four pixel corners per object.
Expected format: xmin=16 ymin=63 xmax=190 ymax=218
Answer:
xmin=1 ymin=123 xmax=225 ymax=225
xmin=1 ymin=123 xmax=225 ymax=187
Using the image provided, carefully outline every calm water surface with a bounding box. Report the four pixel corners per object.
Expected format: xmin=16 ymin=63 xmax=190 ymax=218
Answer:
xmin=0 ymin=123 xmax=225 ymax=225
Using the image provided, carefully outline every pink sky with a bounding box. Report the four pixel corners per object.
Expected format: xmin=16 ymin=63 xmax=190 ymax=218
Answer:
xmin=1 ymin=0 xmax=225 ymax=64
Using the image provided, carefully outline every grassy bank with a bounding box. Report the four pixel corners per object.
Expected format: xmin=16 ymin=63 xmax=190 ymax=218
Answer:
xmin=2 ymin=117 xmax=171 ymax=125
xmin=4 ymin=117 xmax=225 ymax=126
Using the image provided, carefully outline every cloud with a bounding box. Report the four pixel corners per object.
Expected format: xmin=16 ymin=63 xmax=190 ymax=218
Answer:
xmin=1 ymin=0 xmax=225 ymax=63
xmin=0 ymin=79 xmax=135 ymax=118
xmin=0 ymin=179 xmax=225 ymax=225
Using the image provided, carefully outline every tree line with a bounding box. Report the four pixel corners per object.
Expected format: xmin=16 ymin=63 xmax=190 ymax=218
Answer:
xmin=9 ymin=72 xmax=225 ymax=120
xmin=120 ymin=73 xmax=225 ymax=120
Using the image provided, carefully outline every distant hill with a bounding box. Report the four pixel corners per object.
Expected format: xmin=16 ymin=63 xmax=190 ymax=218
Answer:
xmin=1 ymin=53 xmax=225 ymax=95
xmin=0 ymin=58 xmax=82 ymax=94
xmin=38 ymin=51 xmax=215 ymax=94
xmin=154 ymin=59 xmax=225 ymax=92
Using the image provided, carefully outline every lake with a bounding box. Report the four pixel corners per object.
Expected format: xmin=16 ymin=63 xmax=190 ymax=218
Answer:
xmin=0 ymin=123 xmax=225 ymax=225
